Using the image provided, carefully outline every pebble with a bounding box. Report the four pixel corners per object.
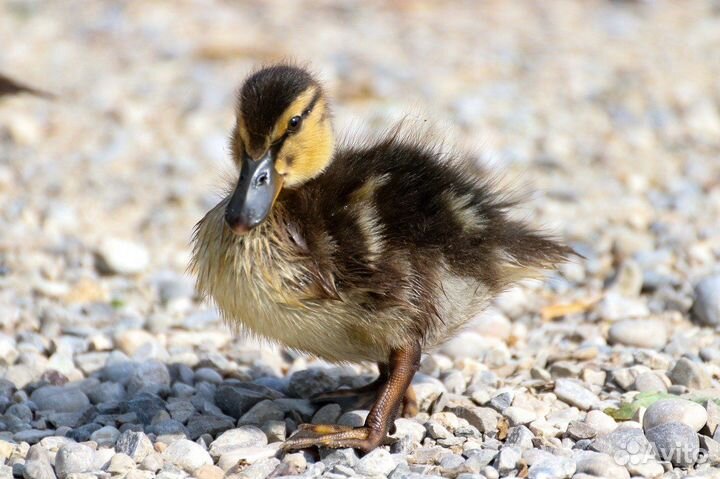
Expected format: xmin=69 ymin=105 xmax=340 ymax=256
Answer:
xmin=584 ymin=410 xmax=618 ymax=435
xmin=669 ymin=358 xmax=712 ymax=389
xmin=23 ymin=444 xmax=55 ymax=479
xmin=646 ymin=422 xmax=700 ymax=467
xmin=55 ymin=442 xmax=95 ymax=478
xmin=643 ymin=398 xmax=708 ymax=432
xmin=209 ymin=426 xmax=267 ymax=459
xmin=162 ymin=439 xmax=213 ymax=473
xmin=238 ymin=399 xmax=284 ymax=426
xmin=504 ymin=406 xmax=536 ymax=426
xmin=30 ymin=386 xmax=90 ymax=413
xmin=451 ymin=406 xmax=499 ymax=433
xmin=553 ymin=379 xmax=598 ymax=410
xmin=214 ymin=385 xmax=269 ymax=419
xmin=633 ymin=371 xmax=668 ymax=393
xmin=495 ymin=446 xmax=521 ymax=475
xmin=287 ymin=368 xmax=340 ymax=399
xmin=573 ymin=451 xmax=630 ymax=479
xmin=608 ymin=319 xmax=668 ymax=349
xmin=116 ymin=430 xmax=154 ymax=462
xmin=96 ymin=238 xmax=150 ymax=275
xmin=355 ymin=448 xmax=398 ymax=476
xmin=692 ymin=275 xmax=720 ymax=326
xmin=90 ymin=425 xmax=121 ymax=447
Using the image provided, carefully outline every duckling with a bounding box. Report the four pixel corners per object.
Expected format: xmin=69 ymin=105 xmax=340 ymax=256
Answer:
xmin=191 ymin=63 xmax=573 ymax=452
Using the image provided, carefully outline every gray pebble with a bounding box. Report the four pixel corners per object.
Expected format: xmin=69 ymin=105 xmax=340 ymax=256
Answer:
xmin=55 ymin=442 xmax=94 ymax=478
xmin=321 ymin=448 xmax=359 ymax=468
xmin=450 ymin=406 xmax=499 ymax=433
xmin=608 ymin=318 xmax=668 ymax=349
xmin=96 ymin=238 xmax=149 ymax=275
xmin=633 ymin=372 xmax=668 ymax=393
xmin=646 ymin=422 xmax=700 ymax=467
xmin=643 ymin=398 xmax=708 ymax=432
xmin=287 ymin=368 xmax=340 ymax=399
xmin=162 ymin=439 xmax=213 ymax=473
xmin=495 ymin=446 xmax=521 ymax=475
xmin=214 ymin=385 xmax=268 ymax=419
xmin=311 ymin=403 xmax=342 ymax=425
xmin=355 ymin=448 xmax=398 ymax=477
xmin=90 ymin=425 xmax=120 ymax=447
xmin=554 ymin=379 xmax=598 ymax=410
xmin=23 ymin=444 xmax=55 ymax=479
xmin=669 ymin=357 xmax=712 ymax=389
xmin=30 ymin=386 xmax=89 ymax=413
xmin=185 ymin=414 xmax=233 ymax=439
xmin=337 ymin=409 xmax=368 ymax=428
xmin=238 ymin=399 xmax=284 ymax=426
xmin=573 ymin=450 xmax=629 ymax=479
xmin=115 ymin=430 xmax=154 ymax=462
xmin=506 ymin=425 xmax=535 ymax=449
xmin=209 ymin=426 xmax=267 ymax=459
xmin=692 ymin=275 xmax=720 ymax=326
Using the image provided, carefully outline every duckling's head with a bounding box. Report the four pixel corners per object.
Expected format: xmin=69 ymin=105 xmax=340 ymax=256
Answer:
xmin=225 ymin=64 xmax=334 ymax=234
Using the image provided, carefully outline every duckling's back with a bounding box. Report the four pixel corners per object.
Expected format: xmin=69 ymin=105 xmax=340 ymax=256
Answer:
xmin=274 ymin=131 xmax=572 ymax=349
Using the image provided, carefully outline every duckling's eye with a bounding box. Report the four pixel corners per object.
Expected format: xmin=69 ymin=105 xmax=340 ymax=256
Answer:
xmin=288 ymin=115 xmax=302 ymax=131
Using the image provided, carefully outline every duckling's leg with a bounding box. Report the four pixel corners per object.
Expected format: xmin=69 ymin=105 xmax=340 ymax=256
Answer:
xmin=312 ymin=363 xmax=418 ymax=418
xmin=283 ymin=341 xmax=421 ymax=452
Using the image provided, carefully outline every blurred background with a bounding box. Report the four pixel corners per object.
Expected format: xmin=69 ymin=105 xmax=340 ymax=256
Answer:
xmin=1 ymin=1 xmax=720 ymax=474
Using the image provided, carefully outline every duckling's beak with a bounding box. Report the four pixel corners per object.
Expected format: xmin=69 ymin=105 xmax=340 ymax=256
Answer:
xmin=225 ymin=152 xmax=283 ymax=235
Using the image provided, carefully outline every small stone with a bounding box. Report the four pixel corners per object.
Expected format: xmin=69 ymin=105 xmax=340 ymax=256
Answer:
xmin=96 ymin=238 xmax=150 ymax=275
xmin=494 ymin=446 xmax=521 ymax=475
xmin=126 ymin=362 xmax=171 ymax=396
xmin=584 ymin=410 xmax=617 ymax=435
xmin=322 ymin=448 xmax=359 ymax=468
xmin=186 ymin=414 xmax=234 ymax=439
xmin=573 ymin=451 xmax=629 ymax=479
xmin=162 ymin=439 xmax=212 ymax=473
xmin=450 ymin=406 xmax=499 ymax=433
xmin=214 ymin=385 xmax=268 ymax=419
xmin=287 ymin=368 xmax=340 ymax=399
xmin=643 ymin=398 xmax=708 ymax=432
xmin=506 ymin=425 xmax=534 ymax=449
xmin=140 ymin=452 xmax=164 ymax=472
xmin=227 ymin=457 xmax=280 ymax=479
xmin=707 ymin=400 xmax=720 ymax=436
xmin=261 ymin=419 xmax=286 ymax=442
xmin=633 ymin=372 xmax=668 ymax=393
xmin=504 ymin=406 xmax=536 ymax=426
xmin=590 ymin=426 xmax=653 ymax=466
xmin=425 ymin=420 xmax=452 ymax=440
xmin=90 ymin=425 xmax=121 ymax=447
xmin=699 ymin=434 xmax=720 ymax=465
xmin=554 ymin=379 xmax=598 ymax=410
xmin=23 ymin=444 xmax=55 ymax=479
xmin=489 ymin=392 xmax=514 ymax=412
xmin=209 ymin=426 xmax=267 ymax=459
xmin=30 ymin=386 xmax=90 ymax=413
xmin=107 ymin=453 xmax=136 ymax=474
xmin=669 ymin=358 xmax=712 ymax=389
xmin=692 ymin=275 xmax=720 ymax=326
xmin=238 ymin=400 xmax=284 ymax=426
xmin=356 ymin=448 xmax=397 ymax=476
xmin=337 ymin=409 xmax=369 ymax=427
xmin=311 ymin=403 xmax=342 ymax=424
xmin=115 ymin=329 xmax=157 ymax=357
xmin=116 ymin=430 xmax=154 ymax=462
xmin=92 ymin=448 xmax=115 ymax=471
xmin=194 ymin=464 xmax=224 ymax=479
xmin=55 ymin=442 xmax=94 ymax=478
xmin=567 ymin=420 xmax=597 ymax=440
xmin=646 ymin=422 xmax=700 ymax=467
xmin=216 ymin=446 xmax=278 ymax=471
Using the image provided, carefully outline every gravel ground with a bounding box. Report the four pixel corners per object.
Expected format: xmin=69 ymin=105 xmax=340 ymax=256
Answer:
xmin=2 ymin=1 xmax=720 ymax=478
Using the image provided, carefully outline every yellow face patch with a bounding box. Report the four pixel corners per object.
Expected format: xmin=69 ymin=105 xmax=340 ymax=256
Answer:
xmin=273 ymin=89 xmax=334 ymax=187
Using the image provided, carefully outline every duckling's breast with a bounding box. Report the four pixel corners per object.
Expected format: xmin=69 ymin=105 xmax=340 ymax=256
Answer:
xmin=190 ymin=198 xmax=422 ymax=363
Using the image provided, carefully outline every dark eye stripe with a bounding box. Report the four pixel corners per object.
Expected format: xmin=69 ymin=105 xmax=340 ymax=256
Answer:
xmin=303 ymin=89 xmax=321 ymax=117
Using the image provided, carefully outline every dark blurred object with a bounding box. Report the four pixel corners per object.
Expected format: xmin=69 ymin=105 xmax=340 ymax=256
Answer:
xmin=0 ymin=72 xmax=52 ymax=99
